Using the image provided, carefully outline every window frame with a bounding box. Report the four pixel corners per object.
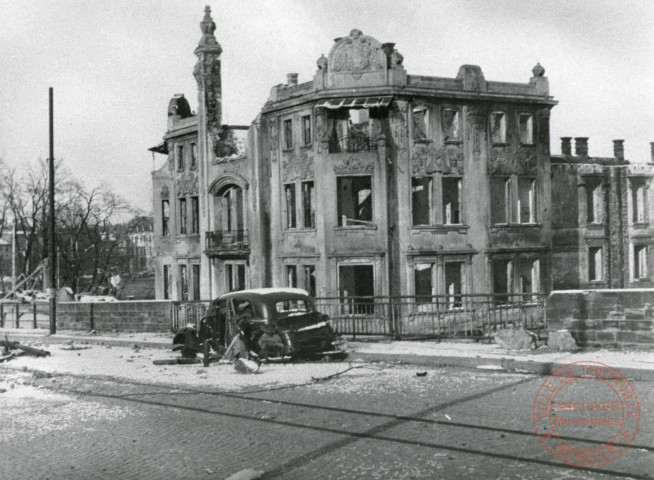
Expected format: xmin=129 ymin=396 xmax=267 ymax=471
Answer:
xmin=301 ymin=114 xmax=312 ymax=147
xmin=336 ymin=175 xmax=374 ymax=228
xmin=176 ymin=144 xmax=185 ymax=171
xmin=587 ymin=245 xmax=604 ymax=283
xmin=632 ymin=243 xmax=649 ymax=281
xmin=518 ymin=113 xmax=534 ymax=145
xmin=190 ymin=142 xmax=198 ymax=169
xmin=190 ymin=196 xmax=199 ymax=234
xmin=161 ymin=199 xmax=170 ymax=236
xmin=630 ymin=177 xmax=649 ymax=225
xmin=284 ymin=183 xmax=297 ymax=229
xmin=301 ymin=180 xmax=316 ymax=229
xmin=441 ymin=107 xmax=461 ymax=143
xmin=585 ymin=177 xmax=604 ymax=225
xmin=283 ymin=118 xmax=293 ymax=150
xmin=490 ymin=111 xmax=507 ymax=145
xmin=412 ymin=105 xmax=430 ymax=142
xmin=179 ymin=197 xmax=188 ymax=235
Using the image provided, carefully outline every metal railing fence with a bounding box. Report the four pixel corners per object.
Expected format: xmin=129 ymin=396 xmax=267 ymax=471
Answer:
xmin=171 ymin=294 xmax=546 ymax=340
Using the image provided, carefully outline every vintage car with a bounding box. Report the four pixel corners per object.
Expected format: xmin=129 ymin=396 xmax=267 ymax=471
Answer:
xmin=196 ymin=288 xmax=346 ymax=361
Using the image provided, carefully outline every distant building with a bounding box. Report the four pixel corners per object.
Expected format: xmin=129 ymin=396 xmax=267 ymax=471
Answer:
xmin=551 ymin=139 xmax=653 ymax=289
xmin=149 ymin=7 xmax=652 ymax=301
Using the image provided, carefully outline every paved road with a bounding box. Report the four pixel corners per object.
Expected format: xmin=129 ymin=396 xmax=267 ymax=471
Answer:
xmin=1 ymin=363 xmax=652 ymax=479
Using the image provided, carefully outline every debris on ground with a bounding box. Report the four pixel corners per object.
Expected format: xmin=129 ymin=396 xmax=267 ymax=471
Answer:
xmin=493 ymin=329 xmax=537 ymax=350
xmin=152 ymin=358 xmax=202 ymax=365
xmin=547 ymin=330 xmax=580 ymax=351
xmin=234 ymin=358 xmax=260 ymax=374
xmin=224 ymin=468 xmax=265 ymax=480
xmin=416 ymin=371 xmax=428 ymax=377
xmin=1 ymin=337 xmax=51 ymax=359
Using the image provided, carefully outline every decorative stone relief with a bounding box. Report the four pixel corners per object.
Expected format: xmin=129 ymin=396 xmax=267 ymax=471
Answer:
xmin=176 ymin=171 xmax=199 ymax=196
xmin=333 ymin=155 xmax=375 ymax=173
xmin=329 ymin=29 xmax=385 ymax=80
xmin=464 ymin=105 xmax=487 ymax=160
xmin=315 ymin=110 xmax=325 ymax=154
xmin=411 ymin=144 xmax=464 ymax=176
xmin=392 ymin=102 xmax=409 ymax=156
xmin=160 ymin=185 xmax=169 ymax=199
xmin=282 ymin=153 xmax=314 ymax=182
xmin=489 ymin=147 xmax=538 ymax=176
xmin=269 ymin=117 xmax=278 ymax=164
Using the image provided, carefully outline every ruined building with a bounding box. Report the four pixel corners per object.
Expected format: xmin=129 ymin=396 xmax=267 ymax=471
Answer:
xmin=149 ymin=7 xmax=653 ymax=301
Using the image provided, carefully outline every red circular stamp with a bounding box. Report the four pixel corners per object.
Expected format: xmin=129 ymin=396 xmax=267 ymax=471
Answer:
xmin=532 ymin=361 xmax=640 ymax=468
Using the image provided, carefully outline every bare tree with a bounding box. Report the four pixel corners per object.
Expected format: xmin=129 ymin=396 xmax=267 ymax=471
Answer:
xmin=1 ymin=158 xmax=141 ymax=295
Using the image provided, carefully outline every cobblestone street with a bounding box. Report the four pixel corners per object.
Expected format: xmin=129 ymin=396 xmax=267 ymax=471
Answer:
xmin=1 ymin=363 xmax=652 ymax=480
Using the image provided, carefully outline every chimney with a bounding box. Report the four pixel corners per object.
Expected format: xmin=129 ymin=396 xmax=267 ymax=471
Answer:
xmin=574 ymin=137 xmax=589 ymax=157
xmin=287 ymin=73 xmax=298 ymax=86
xmin=561 ymin=137 xmax=572 ymax=156
xmin=613 ymin=139 xmax=625 ymax=161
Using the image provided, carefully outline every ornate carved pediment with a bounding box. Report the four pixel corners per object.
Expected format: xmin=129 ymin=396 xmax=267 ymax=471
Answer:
xmin=329 ymin=29 xmax=385 ymax=80
xmin=411 ymin=144 xmax=464 ymax=176
xmin=176 ymin=171 xmax=199 ymax=196
xmin=160 ymin=185 xmax=169 ymax=199
xmin=333 ymin=155 xmax=375 ymax=173
xmin=282 ymin=153 xmax=314 ymax=182
xmin=489 ymin=147 xmax=538 ymax=175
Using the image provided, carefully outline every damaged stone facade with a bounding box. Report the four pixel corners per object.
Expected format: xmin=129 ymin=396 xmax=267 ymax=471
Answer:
xmin=551 ymin=138 xmax=654 ymax=289
xmin=150 ymin=8 xmax=652 ymax=301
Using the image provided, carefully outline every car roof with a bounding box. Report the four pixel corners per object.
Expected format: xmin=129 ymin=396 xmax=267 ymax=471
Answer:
xmin=216 ymin=288 xmax=311 ymax=303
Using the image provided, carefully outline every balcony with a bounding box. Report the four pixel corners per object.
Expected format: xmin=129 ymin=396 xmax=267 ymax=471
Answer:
xmin=205 ymin=229 xmax=249 ymax=258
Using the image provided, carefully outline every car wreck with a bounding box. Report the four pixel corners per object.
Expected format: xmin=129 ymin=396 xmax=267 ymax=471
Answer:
xmin=173 ymin=288 xmax=346 ymax=362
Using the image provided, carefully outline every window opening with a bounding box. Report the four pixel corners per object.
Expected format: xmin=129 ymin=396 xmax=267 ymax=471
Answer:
xmin=179 ymin=264 xmax=188 ymax=300
xmin=286 ymin=265 xmax=297 ymax=288
xmin=176 ymin=145 xmax=184 ymax=171
xmin=588 ymin=246 xmax=603 ymax=282
xmin=442 ymin=177 xmax=461 ymax=225
xmin=442 ymin=109 xmax=460 ymax=142
xmin=179 ymin=198 xmax=187 ymax=235
xmin=444 ymin=262 xmax=463 ymax=308
xmin=302 ymin=181 xmax=315 ymax=229
xmin=412 ymin=177 xmax=432 ymax=226
xmin=283 ymin=119 xmax=293 ymax=149
xmin=518 ymin=178 xmax=536 ymax=223
xmin=412 ymin=106 xmax=429 ymax=141
xmin=490 ymin=177 xmax=511 ymax=224
xmin=162 ymin=200 xmax=170 ymax=236
xmin=284 ymin=184 xmax=297 ymax=229
xmin=303 ymin=265 xmax=316 ymax=296
xmin=192 ymin=264 xmax=200 ymax=300
xmin=586 ymin=179 xmax=603 ymax=224
xmin=491 ymin=112 xmax=506 ymax=144
xmin=190 ymin=142 xmax=197 ymax=169
xmin=634 ymin=245 xmax=648 ymax=280
xmin=519 ymin=114 xmax=533 ymax=144
xmin=302 ymin=115 xmax=312 ymax=146
xmin=339 ymin=264 xmax=374 ymax=313
xmin=191 ymin=196 xmax=199 ymax=234
xmin=337 ymin=176 xmax=373 ymax=226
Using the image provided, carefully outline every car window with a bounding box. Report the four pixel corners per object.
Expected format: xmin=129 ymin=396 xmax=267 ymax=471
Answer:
xmin=233 ymin=299 xmax=254 ymax=318
xmin=274 ymin=299 xmax=311 ymax=315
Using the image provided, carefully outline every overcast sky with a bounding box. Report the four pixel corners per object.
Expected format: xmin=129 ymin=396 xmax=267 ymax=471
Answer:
xmin=1 ymin=0 xmax=652 ymax=212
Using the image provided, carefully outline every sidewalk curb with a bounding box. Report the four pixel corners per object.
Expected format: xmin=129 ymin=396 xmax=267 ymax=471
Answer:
xmin=4 ymin=331 xmax=653 ymax=382
xmin=350 ymin=352 xmax=654 ymax=382
xmin=3 ymin=332 xmax=172 ymax=350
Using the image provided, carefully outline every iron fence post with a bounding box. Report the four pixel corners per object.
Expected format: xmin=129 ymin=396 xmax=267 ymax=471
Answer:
xmin=33 ymin=303 xmax=37 ymax=328
xmin=15 ymin=304 xmax=19 ymax=328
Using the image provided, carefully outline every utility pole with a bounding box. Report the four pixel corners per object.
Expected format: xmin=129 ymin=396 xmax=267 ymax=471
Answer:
xmin=48 ymin=87 xmax=56 ymax=334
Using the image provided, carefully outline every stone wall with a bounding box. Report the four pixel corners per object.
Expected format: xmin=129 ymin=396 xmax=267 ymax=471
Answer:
xmin=547 ymin=289 xmax=654 ymax=348
xmin=57 ymin=301 xmax=173 ymax=333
